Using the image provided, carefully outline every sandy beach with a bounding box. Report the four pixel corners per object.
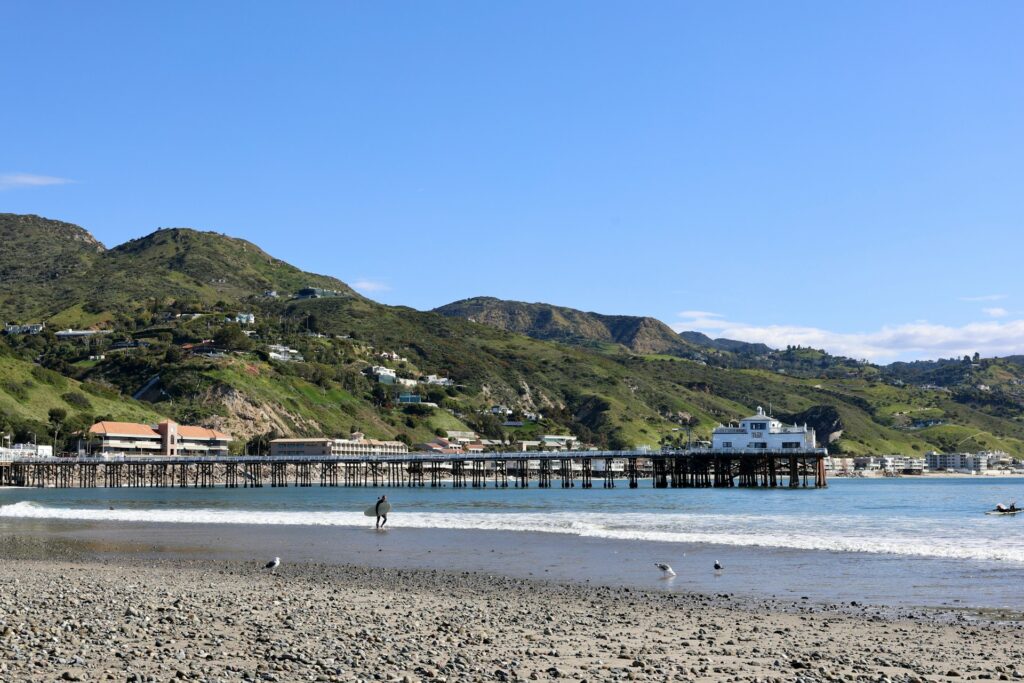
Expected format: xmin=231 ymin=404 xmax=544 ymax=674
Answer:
xmin=1 ymin=536 xmax=1022 ymax=683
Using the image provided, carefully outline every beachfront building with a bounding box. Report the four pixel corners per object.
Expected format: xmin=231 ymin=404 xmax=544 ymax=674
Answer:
xmin=825 ymin=456 xmax=855 ymax=473
xmin=269 ymin=433 xmax=409 ymax=457
xmin=924 ymin=451 xmax=993 ymax=473
xmin=711 ymin=407 xmax=817 ymax=450
xmin=88 ymin=420 xmax=231 ymax=456
xmin=420 ymin=437 xmax=463 ymax=454
xmin=853 ymin=455 xmax=926 ymax=473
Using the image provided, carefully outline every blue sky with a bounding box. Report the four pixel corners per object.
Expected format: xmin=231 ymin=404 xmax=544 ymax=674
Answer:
xmin=2 ymin=2 xmax=1023 ymax=362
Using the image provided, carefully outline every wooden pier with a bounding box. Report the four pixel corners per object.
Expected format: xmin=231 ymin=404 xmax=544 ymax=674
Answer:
xmin=0 ymin=449 xmax=827 ymax=490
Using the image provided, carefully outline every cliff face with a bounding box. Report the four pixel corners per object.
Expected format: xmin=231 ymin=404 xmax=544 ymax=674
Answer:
xmin=779 ymin=405 xmax=844 ymax=448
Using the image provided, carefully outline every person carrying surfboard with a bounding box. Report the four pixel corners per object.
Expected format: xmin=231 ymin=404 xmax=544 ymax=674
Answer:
xmin=375 ymin=495 xmax=389 ymax=529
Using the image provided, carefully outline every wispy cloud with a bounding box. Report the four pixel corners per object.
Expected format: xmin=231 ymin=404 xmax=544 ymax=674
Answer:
xmin=677 ymin=310 xmax=723 ymax=319
xmin=983 ymin=307 xmax=1009 ymax=318
xmin=672 ymin=312 xmax=1024 ymax=362
xmin=0 ymin=173 xmax=75 ymax=190
xmin=352 ymin=279 xmax=391 ymax=294
xmin=959 ymin=294 xmax=1006 ymax=302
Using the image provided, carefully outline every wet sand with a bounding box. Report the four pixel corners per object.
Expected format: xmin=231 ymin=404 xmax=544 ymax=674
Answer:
xmin=5 ymin=517 xmax=1024 ymax=612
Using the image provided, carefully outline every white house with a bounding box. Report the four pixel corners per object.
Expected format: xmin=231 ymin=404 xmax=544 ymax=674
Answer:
xmin=424 ymin=374 xmax=454 ymax=386
xmin=4 ymin=323 xmax=44 ymax=335
xmin=268 ymin=344 xmax=304 ymax=362
xmin=372 ymin=366 xmax=397 ymax=384
xmin=711 ymin=407 xmax=817 ymax=451
xmin=541 ymin=434 xmax=578 ymax=450
xmin=232 ymin=313 xmax=255 ymax=325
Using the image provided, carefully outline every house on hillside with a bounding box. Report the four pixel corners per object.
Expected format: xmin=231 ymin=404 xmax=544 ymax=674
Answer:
xmin=268 ymin=344 xmax=304 ymax=362
xmin=445 ymin=430 xmax=479 ymax=445
xmin=541 ymin=434 xmax=578 ymax=451
xmin=371 ymin=366 xmax=397 ymax=384
xmin=424 ymin=374 xmax=454 ymax=387
xmin=4 ymin=323 xmax=44 ymax=335
xmin=296 ymin=287 xmax=343 ymax=299
xmin=55 ymin=329 xmax=110 ymax=340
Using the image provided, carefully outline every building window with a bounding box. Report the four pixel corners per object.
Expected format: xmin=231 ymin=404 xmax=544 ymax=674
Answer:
xmin=782 ymin=442 xmax=801 ymax=449
xmin=748 ymin=442 xmax=768 ymax=449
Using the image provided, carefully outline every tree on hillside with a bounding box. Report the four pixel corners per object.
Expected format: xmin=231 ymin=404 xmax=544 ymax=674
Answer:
xmin=214 ymin=324 xmax=252 ymax=351
xmin=48 ymin=407 xmax=67 ymax=451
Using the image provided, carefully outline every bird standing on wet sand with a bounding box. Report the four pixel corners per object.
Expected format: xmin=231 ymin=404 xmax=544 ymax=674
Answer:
xmin=714 ymin=560 xmax=723 ymax=571
xmin=654 ymin=562 xmax=675 ymax=577
xmin=265 ymin=557 xmax=280 ymax=574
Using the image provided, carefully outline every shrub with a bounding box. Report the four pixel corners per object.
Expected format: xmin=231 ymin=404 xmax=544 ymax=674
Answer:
xmin=62 ymin=391 xmax=93 ymax=410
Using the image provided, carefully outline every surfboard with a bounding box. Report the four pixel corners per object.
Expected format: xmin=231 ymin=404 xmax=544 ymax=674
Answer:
xmin=364 ymin=501 xmax=392 ymax=516
xmin=986 ymin=509 xmax=1021 ymax=515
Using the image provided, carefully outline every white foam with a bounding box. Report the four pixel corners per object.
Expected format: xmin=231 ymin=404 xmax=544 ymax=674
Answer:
xmin=3 ymin=501 xmax=1022 ymax=564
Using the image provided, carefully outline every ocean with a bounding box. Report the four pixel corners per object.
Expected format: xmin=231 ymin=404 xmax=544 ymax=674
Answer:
xmin=2 ymin=477 xmax=1023 ymax=610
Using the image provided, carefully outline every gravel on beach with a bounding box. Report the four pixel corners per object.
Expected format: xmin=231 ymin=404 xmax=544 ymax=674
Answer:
xmin=0 ymin=540 xmax=1022 ymax=683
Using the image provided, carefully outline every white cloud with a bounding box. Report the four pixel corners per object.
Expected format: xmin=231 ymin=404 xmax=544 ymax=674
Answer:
xmin=671 ymin=314 xmax=1024 ymax=362
xmin=352 ymin=279 xmax=391 ymax=294
xmin=675 ymin=310 xmax=729 ymax=330
xmin=983 ymin=307 xmax=1009 ymax=318
xmin=959 ymin=294 xmax=1006 ymax=302
xmin=0 ymin=173 xmax=75 ymax=190
xmin=677 ymin=310 xmax=723 ymax=319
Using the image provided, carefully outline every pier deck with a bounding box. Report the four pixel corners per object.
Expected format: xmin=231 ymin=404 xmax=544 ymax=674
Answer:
xmin=0 ymin=449 xmax=827 ymax=489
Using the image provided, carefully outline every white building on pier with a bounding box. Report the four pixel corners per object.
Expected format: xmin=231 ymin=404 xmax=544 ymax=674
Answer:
xmin=711 ymin=407 xmax=816 ymax=451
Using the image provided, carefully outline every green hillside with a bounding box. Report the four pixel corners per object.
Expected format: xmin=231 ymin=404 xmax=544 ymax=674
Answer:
xmin=0 ymin=349 xmax=163 ymax=446
xmin=0 ymin=214 xmax=356 ymax=328
xmin=3 ymin=213 xmax=1024 ymax=457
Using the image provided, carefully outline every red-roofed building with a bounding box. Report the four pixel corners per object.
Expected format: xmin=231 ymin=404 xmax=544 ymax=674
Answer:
xmin=88 ymin=420 xmax=231 ymax=457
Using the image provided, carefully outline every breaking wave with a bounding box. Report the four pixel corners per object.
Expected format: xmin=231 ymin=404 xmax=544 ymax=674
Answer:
xmin=2 ymin=500 xmax=1022 ymax=564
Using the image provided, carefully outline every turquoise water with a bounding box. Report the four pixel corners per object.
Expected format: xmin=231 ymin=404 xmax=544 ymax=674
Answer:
xmin=2 ymin=477 xmax=1022 ymax=564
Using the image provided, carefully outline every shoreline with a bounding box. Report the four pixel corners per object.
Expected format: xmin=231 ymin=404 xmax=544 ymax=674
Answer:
xmin=1 ymin=547 xmax=1022 ymax=682
xmin=4 ymin=516 xmax=1024 ymax=614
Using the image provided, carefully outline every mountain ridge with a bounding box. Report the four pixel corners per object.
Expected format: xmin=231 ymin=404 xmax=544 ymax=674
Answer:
xmin=2 ymin=213 xmax=1024 ymax=458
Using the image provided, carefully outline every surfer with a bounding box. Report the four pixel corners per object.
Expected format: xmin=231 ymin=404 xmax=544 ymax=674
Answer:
xmin=375 ymin=495 xmax=389 ymax=529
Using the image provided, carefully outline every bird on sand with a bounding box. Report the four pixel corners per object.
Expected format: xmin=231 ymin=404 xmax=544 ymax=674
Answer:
xmin=654 ymin=562 xmax=676 ymax=577
xmin=714 ymin=560 xmax=723 ymax=571
xmin=265 ymin=557 xmax=280 ymax=574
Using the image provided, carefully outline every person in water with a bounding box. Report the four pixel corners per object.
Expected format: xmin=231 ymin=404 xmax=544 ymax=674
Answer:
xmin=375 ymin=495 xmax=388 ymax=529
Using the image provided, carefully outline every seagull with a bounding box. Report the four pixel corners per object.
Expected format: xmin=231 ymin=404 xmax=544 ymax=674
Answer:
xmin=654 ymin=562 xmax=675 ymax=577
xmin=714 ymin=560 xmax=723 ymax=571
xmin=265 ymin=557 xmax=280 ymax=574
